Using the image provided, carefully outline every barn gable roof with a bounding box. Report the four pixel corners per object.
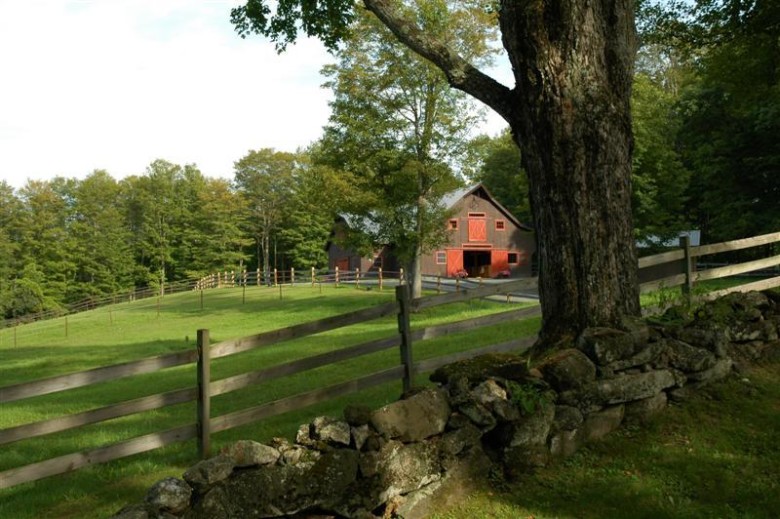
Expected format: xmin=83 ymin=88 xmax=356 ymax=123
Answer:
xmin=446 ymin=183 xmax=533 ymax=232
xmin=335 ymin=182 xmax=533 ymax=235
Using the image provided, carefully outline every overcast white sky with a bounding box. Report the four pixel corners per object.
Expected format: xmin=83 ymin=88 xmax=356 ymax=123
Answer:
xmin=0 ymin=0 xmax=508 ymax=190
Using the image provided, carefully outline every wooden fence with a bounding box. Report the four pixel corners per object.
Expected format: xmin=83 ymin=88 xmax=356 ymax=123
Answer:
xmin=0 ymin=278 xmax=538 ymax=489
xmin=194 ymin=266 xmax=406 ymax=291
xmin=2 ymin=229 xmax=779 ymax=489
xmin=637 ymin=231 xmax=780 ymax=304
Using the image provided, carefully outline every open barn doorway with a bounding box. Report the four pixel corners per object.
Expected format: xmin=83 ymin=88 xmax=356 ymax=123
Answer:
xmin=463 ymin=250 xmax=491 ymax=277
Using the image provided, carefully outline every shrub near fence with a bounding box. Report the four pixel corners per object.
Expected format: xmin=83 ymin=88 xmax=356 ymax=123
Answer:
xmin=0 ymin=278 xmax=538 ymax=489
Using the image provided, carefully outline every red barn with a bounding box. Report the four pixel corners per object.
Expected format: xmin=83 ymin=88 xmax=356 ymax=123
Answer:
xmin=328 ymin=183 xmax=536 ymax=278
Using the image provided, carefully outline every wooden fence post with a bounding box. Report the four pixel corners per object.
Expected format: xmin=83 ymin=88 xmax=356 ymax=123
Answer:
xmin=290 ymin=267 xmax=295 ymax=286
xmin=399 ymin=268 xmax=405 ymax=284
xmin=436 ymin=275 xmax=441 ymax=294
xmin=395 ymin=284 xmax=414 ymax=393
xmin=311 ymin=267 xmax=316 ymax=288
xmin=335 ymin=267 xmax=340 ymax=287
xmin=681 ymin=235 xmax=693 ymax=299
xmin=355 ymin=268 xmax=360 ymax=289
xmin=378 ymin=267 xmax=383 ymax=291
xmin=455 ymin=276 xmax=460 ymax=292
xmin=273 ymin=268 xmax=278 ymax=287
xmin=197 ymin=329 xmax=211 ymax=459
xmin=257 ymin=268 xmax=261 ymax=287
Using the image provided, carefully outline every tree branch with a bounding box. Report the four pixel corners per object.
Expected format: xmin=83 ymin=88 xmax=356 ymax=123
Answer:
xmin=362 ymin=0 xmax=515 ymax=124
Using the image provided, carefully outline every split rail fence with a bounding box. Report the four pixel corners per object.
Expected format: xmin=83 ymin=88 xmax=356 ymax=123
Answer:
xmin=2 ymin=230 xmax=779 ymax=489
xmin=0 ymin=278 xmax=538 ymax=489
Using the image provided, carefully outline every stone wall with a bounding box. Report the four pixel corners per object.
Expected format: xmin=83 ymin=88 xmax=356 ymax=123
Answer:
xmin=113 ymin=290 xmax=780 ymax=519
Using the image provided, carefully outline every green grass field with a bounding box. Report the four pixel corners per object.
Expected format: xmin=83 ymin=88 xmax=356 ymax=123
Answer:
xmin=0 ymin=284 xmax=539 ymax=519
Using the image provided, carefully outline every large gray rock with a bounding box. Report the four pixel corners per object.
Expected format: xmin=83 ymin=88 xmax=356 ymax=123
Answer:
xmin=394 ymin=447 xmax=492 ymax=519
xmin=624 ymin=392 xmax=667 ymax=423
xmin=666 ymin=339 xmax=718 ymax=373
xmin=182 ymin=455 xmax=235 ymax=493
xmin=470 ymin=379 xmax=521 ymax=422
xmin=581 ymin=405 xmax=625 ymax=442
xmin=549 ymin=429 xmax=581 ymax=459
xmin=559 ymin=369 xmax=677 ymax=409
xmin=673 ymin=324 xmax=730 ymax=358
xmin=687 ymin=358 xmax=733 ymax=383
xmin=731 ymin=320 xmax=778 ymax=343
xmin=185 ymin=449 xmax=359 ymax=518
xmin=458 ymin=401 xmax=498 ymax=430
xmin=440 ymin=423 xmax=482 ymax=457
xmin=429 ymin=353 xmax=530 ymax=385
xmin=221 ymin=440 xmax=280 ymax=467
xmin=498 ymin=398 xmax=555 ymax=470
xmin=552 ymin=405 xmax=584 ymax=432
xmin=607 ymin=341 xmax=666 ymax=371
xmin=312 ymin=416 xmax=352 ymax=446
xmin=578 ymin=327 xmax=642 ymax=365
xmin=145 ymin=477 xmax=192 ymax=514
xmin=471 ymin=379 xmax=507 ymax=405
xmin=359 ymin=440 xmax=442 ymax=502
xmin=371 ymin=387 xmax=450 ymax=442
xmin=538 ymin=349 xmax=596 ymax=391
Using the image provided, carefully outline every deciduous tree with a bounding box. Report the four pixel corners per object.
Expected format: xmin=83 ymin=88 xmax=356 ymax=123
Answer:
xmin=234 ymin=148 xmax=296 ymax=283
xmin=315 ymin=2 xmax=487 ymax=298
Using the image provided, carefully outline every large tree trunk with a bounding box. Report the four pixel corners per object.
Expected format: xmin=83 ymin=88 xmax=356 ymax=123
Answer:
xmin=363 ymin=0 xmax=641 ymax=348
xmin=500 ymin=0 xmax=641 ymax=346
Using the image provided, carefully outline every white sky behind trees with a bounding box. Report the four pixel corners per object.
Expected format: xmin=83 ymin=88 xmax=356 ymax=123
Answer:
xmin=0 ymin=0 xmax=507 ymax=190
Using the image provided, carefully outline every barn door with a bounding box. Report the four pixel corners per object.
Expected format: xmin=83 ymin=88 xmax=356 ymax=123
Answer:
xmin=491 ymin=250 xmax=509 ymax=276
xmin=446 ymin=250 xmax=463 ymax=277
xmin=468 ymin=218 xmax=487 ymax=242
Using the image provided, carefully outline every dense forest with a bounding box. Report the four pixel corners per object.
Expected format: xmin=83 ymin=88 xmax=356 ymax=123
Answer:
xmin=1 ymin=0 xmax=777 ymax=320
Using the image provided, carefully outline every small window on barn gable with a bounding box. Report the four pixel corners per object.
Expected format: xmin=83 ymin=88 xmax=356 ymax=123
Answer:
xmin=495 ymin=220 xmax=506 ymax=231
xmin=448 ymin=219 xmax=458 ymax=230
xmin=468 ymin=212 xmax=486 ymax=218
xmin=508 ymin=252 xmax=519 ymax=264
xmin=435 ymin=251 xmax=446 ymax=264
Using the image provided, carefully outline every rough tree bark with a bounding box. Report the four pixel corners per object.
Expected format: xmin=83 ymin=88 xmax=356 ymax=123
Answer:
xmin=365 ymin=0 xmax=641 ymax=347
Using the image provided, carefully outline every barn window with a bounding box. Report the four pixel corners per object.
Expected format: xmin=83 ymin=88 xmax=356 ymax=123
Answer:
xmin=495 ymin=220 xmax=506 ymax=231
xmin=448 ymin=219 xmax=458 ymax=230
xmin=508 ymin=252 xmax=519 ymax=264
xmin=468 ymin=212 xmax=486 ymax=218
xmin=435 ymin=251 xmax=446 ymax=264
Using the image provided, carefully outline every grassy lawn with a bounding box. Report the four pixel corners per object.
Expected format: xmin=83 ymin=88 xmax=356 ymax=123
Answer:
xmin=432 ymin=360 xmax=780 ymax=519
xmin=0 ymin=284 xmax=538 ymax=519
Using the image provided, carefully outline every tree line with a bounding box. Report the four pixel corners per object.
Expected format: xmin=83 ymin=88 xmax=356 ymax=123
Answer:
xmin=2 ymin=0 xmax=778 ymax=324
xmin=0 ymin=156 xmax=345 ymax=319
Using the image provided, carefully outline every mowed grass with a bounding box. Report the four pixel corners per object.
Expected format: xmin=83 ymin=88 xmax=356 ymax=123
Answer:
xmin=0 ymin=284 xmax=540 ymax=519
